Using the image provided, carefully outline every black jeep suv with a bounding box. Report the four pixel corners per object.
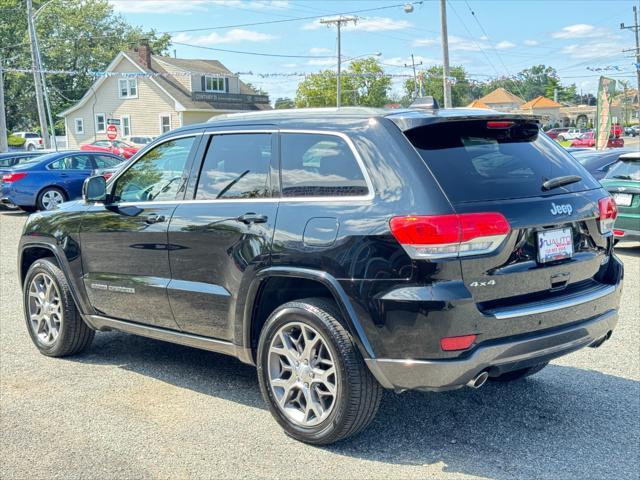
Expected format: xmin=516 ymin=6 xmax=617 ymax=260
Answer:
xmin=19 ymin=106 xmax=623 ymax=444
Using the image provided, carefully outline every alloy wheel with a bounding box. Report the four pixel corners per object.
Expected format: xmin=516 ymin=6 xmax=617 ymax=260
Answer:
xmin=27 ymin=272 xmax=63 ymax=346
xmin=41 ymin=190 xmax=64 ymax=210
xmin=267 ymin=322 xmax=338 ymax=427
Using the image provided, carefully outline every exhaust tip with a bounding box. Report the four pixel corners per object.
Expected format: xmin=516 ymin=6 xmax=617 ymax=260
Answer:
xmin=467 ymin=371 xmax=489 ymax=389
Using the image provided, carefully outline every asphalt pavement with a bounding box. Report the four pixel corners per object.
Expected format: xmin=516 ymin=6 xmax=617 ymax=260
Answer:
xmin=1 ymin=210 xmax=638 ymax=480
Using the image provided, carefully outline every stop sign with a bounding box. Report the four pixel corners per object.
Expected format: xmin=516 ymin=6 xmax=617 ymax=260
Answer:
xmin=106 ymin=124 xmax=118 ymax=140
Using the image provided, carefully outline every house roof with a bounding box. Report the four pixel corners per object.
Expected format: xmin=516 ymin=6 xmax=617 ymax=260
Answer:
xmin=59 ymin=50 xmax=270 ymax=118
xmin=520 ymin=95 xmax=562 ymax=109
xmin=467 ymin=99 xmax=490 ymax=109
xmin=478 ymin=87 xmax=525 ymax=105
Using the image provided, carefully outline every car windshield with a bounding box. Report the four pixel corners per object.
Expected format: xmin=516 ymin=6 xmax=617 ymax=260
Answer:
xmin=113 ymin=140 xmax=133 ymax=148
xmin=0 ymin=156 xmax=37 ymax=167
xmin=10 ymin=153 xmax=60 ymax=170
xmin=604 ymin=161 xmax=640 ymax=181
xmin=573 ymin=151 xmax=620 ymax=169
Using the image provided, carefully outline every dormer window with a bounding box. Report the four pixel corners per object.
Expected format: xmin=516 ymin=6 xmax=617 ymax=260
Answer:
xmin=204 ymin=76 xmax=225 ymax=92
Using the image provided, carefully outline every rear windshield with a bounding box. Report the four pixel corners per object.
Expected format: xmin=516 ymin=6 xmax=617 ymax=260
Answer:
xmin=605 ymin=161 xmax=640 ymax=181
xmin=404 ymin=120 xmax=598 ymax=203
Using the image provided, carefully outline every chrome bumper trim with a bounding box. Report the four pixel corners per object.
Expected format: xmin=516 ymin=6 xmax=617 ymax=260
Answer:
xmin=488 ymin=284 xmax=616 ymax=320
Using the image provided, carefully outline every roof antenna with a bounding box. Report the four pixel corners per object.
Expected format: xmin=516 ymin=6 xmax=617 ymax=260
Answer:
xmin=409 ymin=96 xmax=440 ymax=110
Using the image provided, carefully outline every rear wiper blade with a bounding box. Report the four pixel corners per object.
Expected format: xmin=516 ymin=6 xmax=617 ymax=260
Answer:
xmin=542 ymin=175 xmax=582 ymax=191
xmin=611 ymin=175 xmax=632 ymax=180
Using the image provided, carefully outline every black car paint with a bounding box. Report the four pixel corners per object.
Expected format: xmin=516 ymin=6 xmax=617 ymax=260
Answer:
xmin=18 ymin=109 xmax=623 ymax=389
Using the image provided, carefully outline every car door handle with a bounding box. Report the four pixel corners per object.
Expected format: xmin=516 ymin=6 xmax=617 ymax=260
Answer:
xmin=60 ymin=173 xmax=68 ymax=177
xmin=237 ymin=213 xmax=267 ymax=224
xmin=145 ymin=214 xmax=166 ymax=224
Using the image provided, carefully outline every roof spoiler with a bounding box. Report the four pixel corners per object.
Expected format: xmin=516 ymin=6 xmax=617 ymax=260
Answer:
xmin=409 ymin=96 xmax=439 ymax=110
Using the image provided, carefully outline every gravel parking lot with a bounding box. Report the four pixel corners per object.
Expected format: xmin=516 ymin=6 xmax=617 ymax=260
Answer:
xmin=1 ymin=210 xmax=638 ymax=480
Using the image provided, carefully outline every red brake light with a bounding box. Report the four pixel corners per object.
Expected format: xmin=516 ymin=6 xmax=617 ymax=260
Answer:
xmin=486 ymin=121 xmax=514 ymax=129
xmin=38 ymin=139 xmax=42 ymax=145
xmin=440 ymin=334 xmax=477 ymax=351
xmin=1 ymin=172 xmax=28 ymax=183
xmin=390 ymin=213 xmax=510 ymax=259
xmin=613 ymin=229 xmax=624 ymax=237
xmin=598 ymin=196 xmax=617 ymax=234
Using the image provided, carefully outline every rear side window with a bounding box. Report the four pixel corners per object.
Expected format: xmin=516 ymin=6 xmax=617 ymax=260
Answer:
xmin=280 ymin=133 xmax=368 ymax=198
xmin=405 ymin=120 xmax=598 ymax=203
xmin=195 ymin=133 xmax=272 ymax=200
xmin=48 ymin=155 xmax=93 ymax=170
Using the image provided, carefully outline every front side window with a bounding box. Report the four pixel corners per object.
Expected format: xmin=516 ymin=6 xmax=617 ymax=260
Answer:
xmin=195 ymin=133 xmax=272 ymax=200
xmin=118 ymin=78 xmax=138 ymax=98
xmin=74 ymin=118 xmax=84 ymax=135
xmin=204 ymin=76 xmax=224 ymax=92
xmin=95 ymin=113 xmax=106 ymax=133
xmin=48 ymin=155 xmax=93 ymax=170
xmin=280 ymin=133 xmax=369 ymax=198
xmin=112 ymin=137 xmax=194 ymax=203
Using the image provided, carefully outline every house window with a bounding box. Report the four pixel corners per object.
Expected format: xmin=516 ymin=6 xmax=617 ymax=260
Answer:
xmin=160 ymin=114 xmax=171 ymax=134
xmin=118 ymin=78 xmax=138 ymax=98
xmin=121 ymin=115 xmax=131 ymax=137
xmin=74 ymin=118 xmax=84 ymax=135
xmin=204 ymin=75 xmax=225 ymax=92
xmin=95 ymin=113 xmax=106 ymax=133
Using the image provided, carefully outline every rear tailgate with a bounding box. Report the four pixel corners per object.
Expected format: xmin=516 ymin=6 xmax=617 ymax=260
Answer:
xmin=402 ymin=118 xmax=616 ymax=323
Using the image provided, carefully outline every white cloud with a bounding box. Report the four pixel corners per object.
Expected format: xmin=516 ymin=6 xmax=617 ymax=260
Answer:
xmin=524 ymin=39 xmax=539 ymax=46
xmin=307 ymin=58 xmax=336 ymax=66
xmin=552 ymin=24 xmax=608 ymax=39
xmin=383 ymin=55 xmax=438 ymax=67
xmin=495 ymin=41 xmax=516 ymax=50
xmin=309 ymin=47 xmax=331 ymax=54
xmin=173 ymin=29 xmax=275 ymax=45
xmin=561 ymin=40 xmax=622 ymax=59
xmin=302 ymin=16 xmax=411 ymax=32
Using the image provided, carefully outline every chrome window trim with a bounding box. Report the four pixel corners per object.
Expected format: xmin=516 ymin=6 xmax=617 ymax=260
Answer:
xmin=102 ymin=128 xmax=375 ymax=206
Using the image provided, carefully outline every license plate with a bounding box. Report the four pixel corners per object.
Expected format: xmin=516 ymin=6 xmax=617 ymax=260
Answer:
xmin=613 ymin=193 xmax=632 ymax=207
xmin=537 ymin=228 xmax=573 ymax=263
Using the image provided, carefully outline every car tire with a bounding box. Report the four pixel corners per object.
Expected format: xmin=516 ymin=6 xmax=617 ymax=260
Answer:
xmin=490 ymin=362 xmax=548 ymax=382
xmin=23 ymin=257 xmax=94 ymax=357
xmin=36 ymin=187 xmax=66 ymax=211
xmin=18 ymin=205 xmax=37 ymax=213
xmin=558 ymin=135 xmax=565 ymax=141
xmin=257 ymin=297 xmax=383 ymax=445
xmin=27 ymin=144 xmax=35 ymax=151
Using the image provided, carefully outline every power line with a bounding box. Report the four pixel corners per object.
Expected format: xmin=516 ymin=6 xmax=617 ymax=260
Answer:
xmin=172 ymin=41 xmax=334 ymax=59
xmin=161 ymin=1 xmax=423 ymax=34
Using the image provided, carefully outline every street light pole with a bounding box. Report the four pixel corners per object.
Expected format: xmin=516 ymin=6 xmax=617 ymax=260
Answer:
xmin=405 ymin=54 xmax=423 ymax=99
xmin=26 ymin=0 xmax=51 ymax=149
xmin=620 ymin=5 xmax=640 ymax=116
xmin=440 ymin=0 xmax=452 ymax=108
xmin=320 ymin=16 xmax=357 ymax=108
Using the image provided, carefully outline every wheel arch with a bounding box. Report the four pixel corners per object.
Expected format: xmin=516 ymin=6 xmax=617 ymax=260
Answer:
xmin=19 ymin=241 xmax=91 ymax=315
xmin=36 ymin=184 xmax=68 ymax=204
xmin=241 ymin=267 xmax=375 ymax=365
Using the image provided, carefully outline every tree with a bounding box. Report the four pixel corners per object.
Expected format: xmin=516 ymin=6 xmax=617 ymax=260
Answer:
xmin=274 ymin=97 xmax=295 ymax=109
xmin=295 ymin=57 xmax=391 ymax=108
xmin=0 ymin=0 xmax=170 ymax=133
xmin=403 ymin=65 xmax=474 ymax=107
xmin=244 ymin=82 xmax=268 ymax=96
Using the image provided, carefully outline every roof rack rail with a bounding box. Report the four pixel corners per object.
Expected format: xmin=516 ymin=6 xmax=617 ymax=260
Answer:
xmin=409 ymin=96 xmax=439 ymax=110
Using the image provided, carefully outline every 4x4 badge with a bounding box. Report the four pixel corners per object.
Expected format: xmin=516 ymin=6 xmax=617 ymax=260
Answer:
xmin=469 ymin=280 xmax=496 ymax=287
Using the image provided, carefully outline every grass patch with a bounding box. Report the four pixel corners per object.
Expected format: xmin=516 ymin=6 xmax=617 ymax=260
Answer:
xmin=556 ymin=140 xmax=572 ymax=148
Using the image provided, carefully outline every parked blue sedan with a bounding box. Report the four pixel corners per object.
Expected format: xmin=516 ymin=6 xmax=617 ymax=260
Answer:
xmin=0 ymin=151 xmax=124 ymax=212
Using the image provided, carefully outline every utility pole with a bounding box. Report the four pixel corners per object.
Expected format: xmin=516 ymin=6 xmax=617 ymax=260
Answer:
xmin=320 ymin=16 xmax=357 ymax=108
xmin=439 ymin=0 xmax=452 ymax=108
xmin=405 ymin=54 xmax=423 ymax=99
xmin=0 ymin=57 xmax=7 ymax=153
xmin=26 ymin=0 xmax=51 ymax=149
xmin=621 ymin=5 xmax=640 ymax=116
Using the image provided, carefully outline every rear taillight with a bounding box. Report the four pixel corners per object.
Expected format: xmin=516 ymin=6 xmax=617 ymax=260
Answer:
xmin=613 ymin=229 xmax=624 ymax=237
xmin=440 ymin=334 xmax=477 ymax=351
xmin=598 ymin=197 xmax=618 ymax=234
xmin=390 ymin=212 xmax=510 ymax=259
xmin=486 ymin=121 xmax=514 ymax=129
xmin=1 ymin=172 xmax=27 ymax=183
xmin=38 ymin=139 xmax=42 ymax=145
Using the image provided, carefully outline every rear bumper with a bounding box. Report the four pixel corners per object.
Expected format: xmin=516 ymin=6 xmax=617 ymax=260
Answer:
xmin=366 ymin=307 xmax=618 ymax=392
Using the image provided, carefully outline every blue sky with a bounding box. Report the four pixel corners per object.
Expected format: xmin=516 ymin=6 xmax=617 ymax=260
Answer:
xmin=109 ymin=0 xmax=639 ymax=102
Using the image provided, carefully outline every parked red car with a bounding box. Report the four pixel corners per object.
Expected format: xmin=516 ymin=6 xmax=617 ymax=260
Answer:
xmin=80 ymin=140 xmax=138 ymax=159
xmin=610 ymin=123 xmax=623 ymax=137
xmin=570 ymin=131 xmax=624 ymax=148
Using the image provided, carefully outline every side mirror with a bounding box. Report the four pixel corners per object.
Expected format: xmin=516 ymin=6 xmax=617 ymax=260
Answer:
xmin=83 ymin=175 xmax=107 ymax=203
